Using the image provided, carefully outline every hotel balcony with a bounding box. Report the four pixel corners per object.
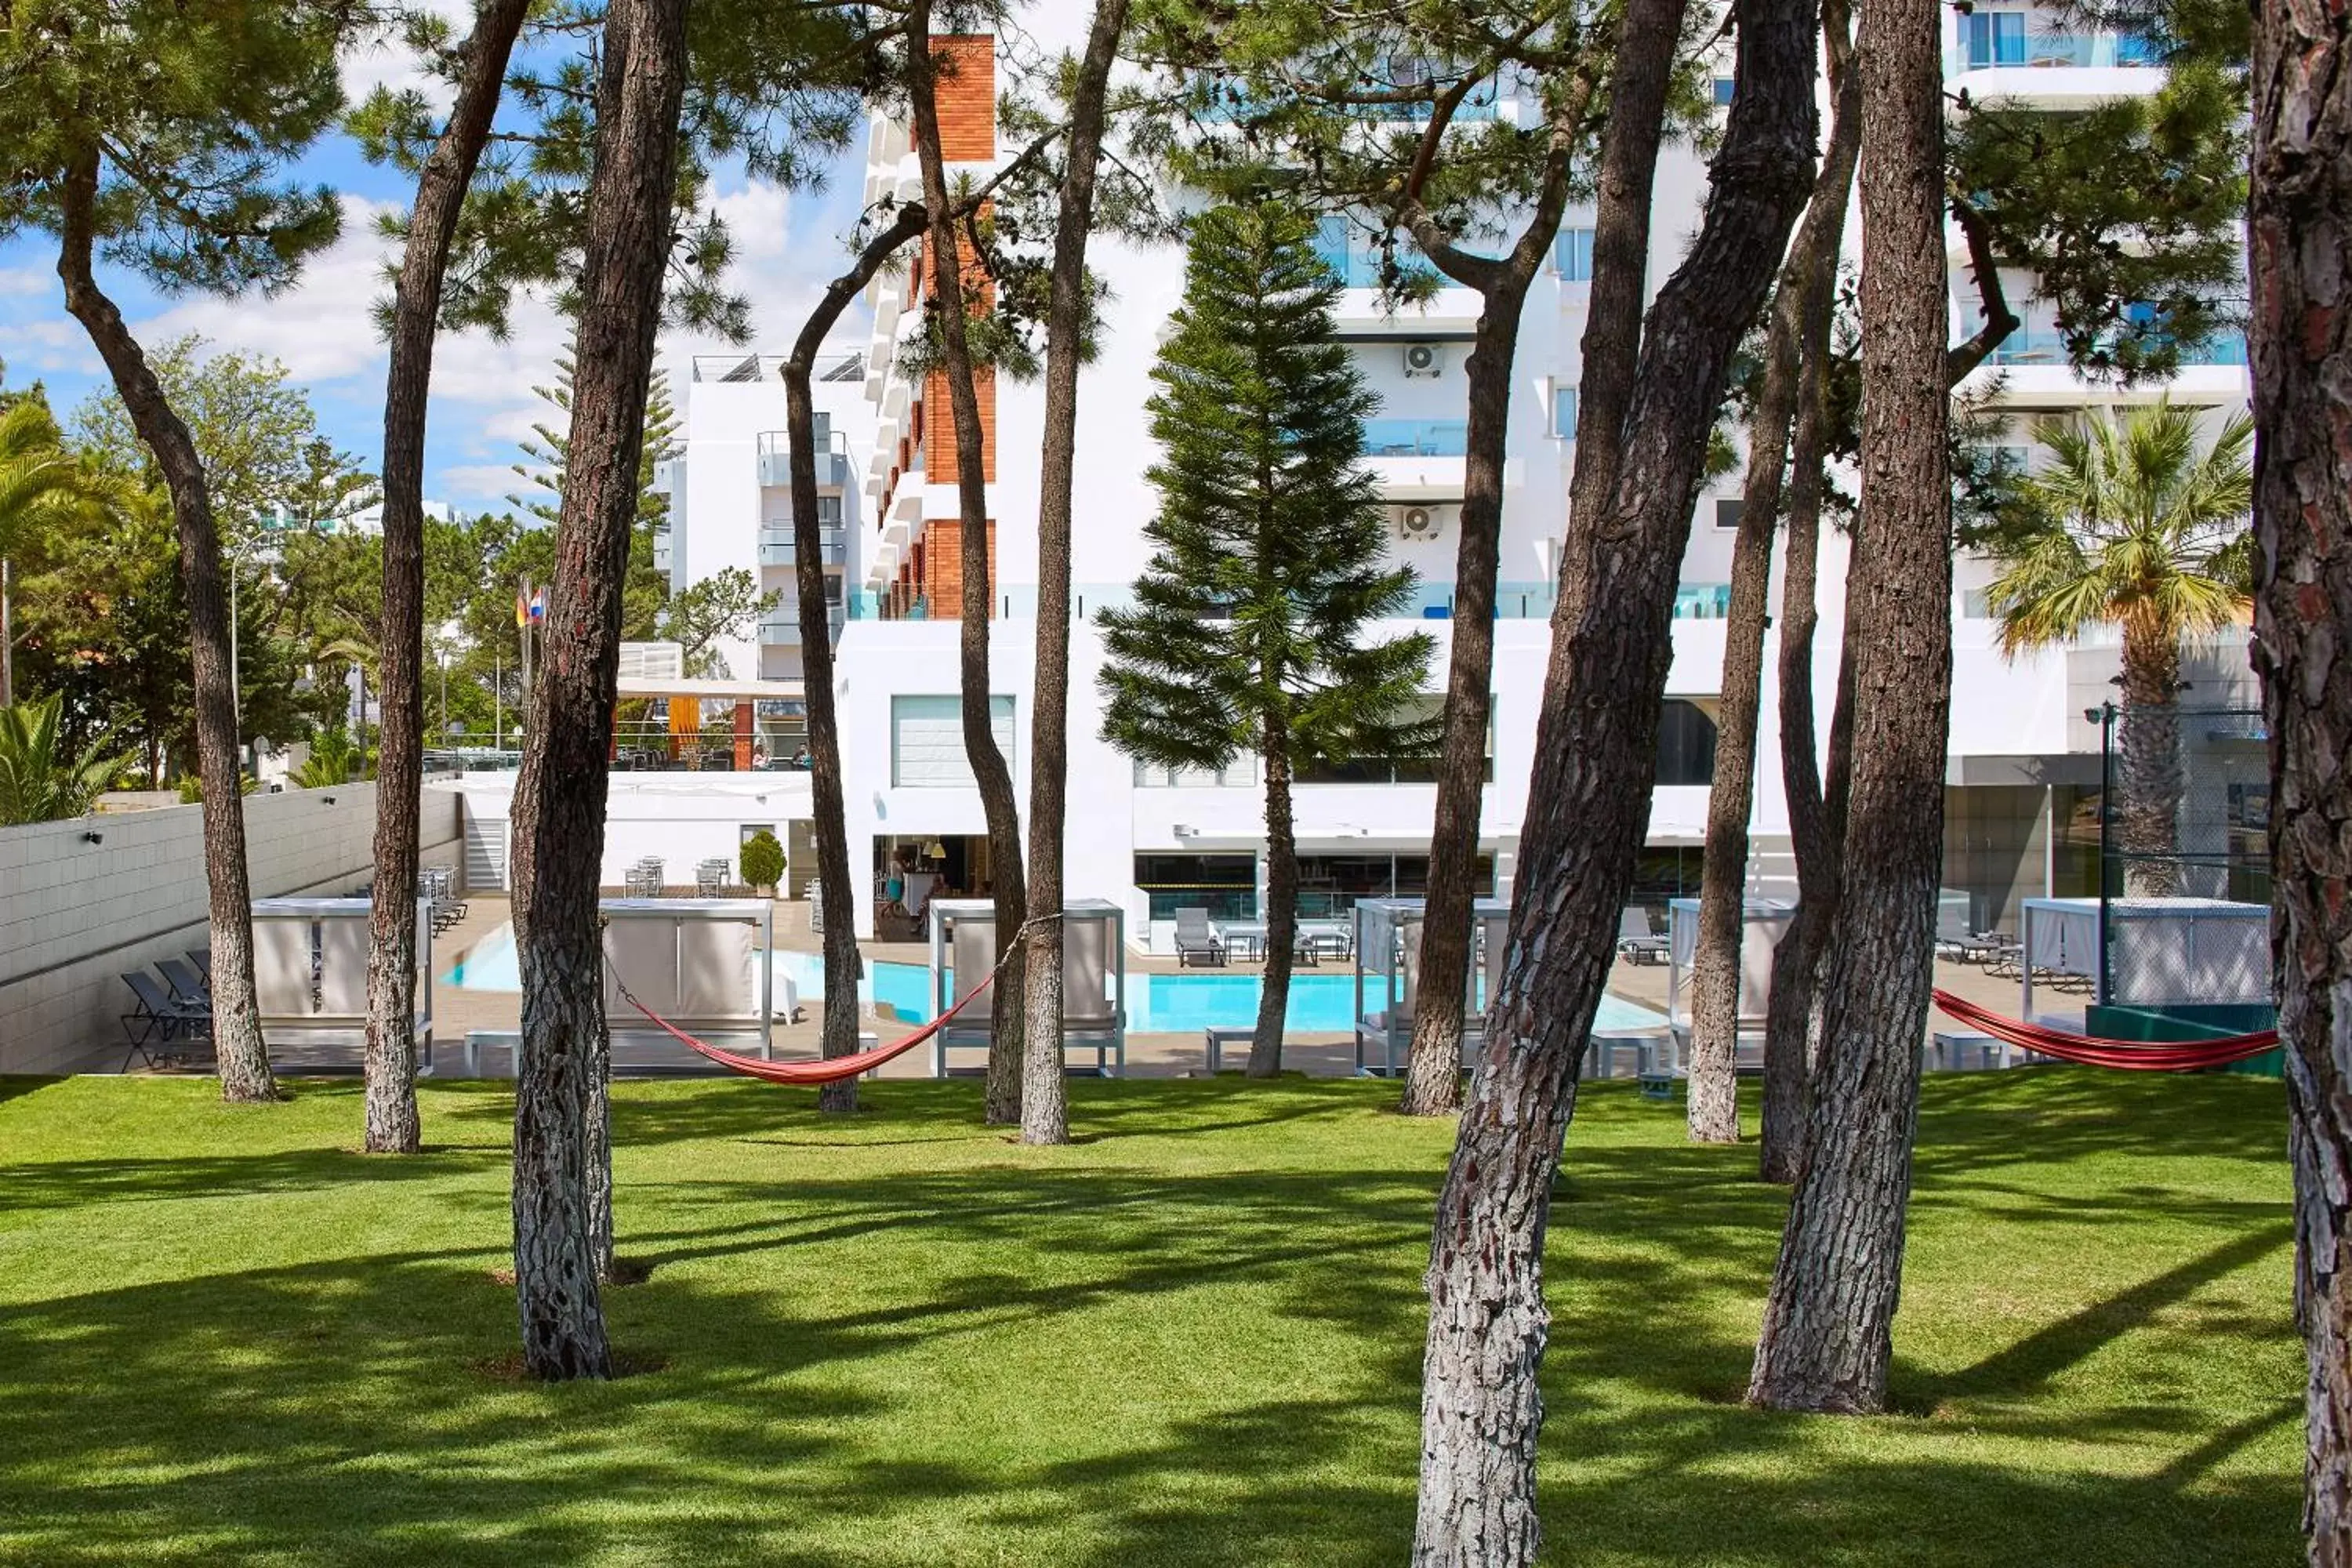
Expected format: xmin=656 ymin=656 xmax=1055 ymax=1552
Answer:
xmin=760 ymin=606 xmax=848 ymax=645
xmin=1959 ymin=325 xmax=2250 ymax=404
xmin=1947 ymin=24 xmax=2165 ymax=107
xmin=757 ymin=528 xmax=848 ymax=568
xmin=756 ymin=428 xmax=851 ymax=491
xmin=1362 ymin=418 xmax=1468 ymax=496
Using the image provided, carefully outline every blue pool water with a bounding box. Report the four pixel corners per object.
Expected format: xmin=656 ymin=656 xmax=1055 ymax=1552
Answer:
xmin=445 ymin=930 xmax=1666 ymax=1034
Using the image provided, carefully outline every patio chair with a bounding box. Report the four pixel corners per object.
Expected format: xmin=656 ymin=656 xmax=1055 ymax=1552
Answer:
xmin=156 ymin=956 xmax=210 ymax=1008
xmin=1616 ymin=907 xmax=1668 ymax=965
xmin=185 ymin=949 xmax=211 ymax=985
xmin=120 ymin=971 xmax=209 ymax=1070
xmin=1172 ymin=907 xmax=1226 ymax=968
xmin=1934 ymin=912 xmax=2003 ymax=964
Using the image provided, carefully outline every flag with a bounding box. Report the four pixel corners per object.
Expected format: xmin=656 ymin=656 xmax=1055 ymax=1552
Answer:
xmin=529 ymin=587 xmax=546 ymax=622
xmin=514 ymin=586 xmax=530 ymax=628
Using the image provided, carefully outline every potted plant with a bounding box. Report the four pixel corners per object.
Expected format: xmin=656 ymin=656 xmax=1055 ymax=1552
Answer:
xmin=739 ymin=829 xmax=785 ymax=898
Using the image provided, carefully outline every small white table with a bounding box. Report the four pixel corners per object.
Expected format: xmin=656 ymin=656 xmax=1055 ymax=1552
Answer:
xmin=1205 ymin=1025 xmax=1257 ymax=1073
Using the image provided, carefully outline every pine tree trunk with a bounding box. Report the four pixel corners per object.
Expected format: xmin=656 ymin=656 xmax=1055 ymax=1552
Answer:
xmin=1251 ymin=726 xmax=1297 ymax=1077
xmin=785 ymin=210 xmax=927 ymax=1116
xmin=908 ymin=9 xmax=1029 ymax=1131
xmin=365 ymin=0 xmax=531 ymax=1156
xmin=1747 ymin=0 xmax=1949 ymax=1413
xmin=2117 ymin=628 xmax=2184 ymax=898
xmin=1688 ymin=4 xmax=1859 ymax=1149
xmin=1021 ymin=0 xmax=1129 ymax=1144
xmin=2246 ymin=8 xmax=2352 ymax=1555
xmin=1399 ymin=301 xmax=1525 ymax=1114
xmin=1410 ymin=0 xmax=1820 ymax=1552
xmin=54 ymin=146 xmax=274 ymax=1105
xmin=509 ymin=0 xmax=687 ymax=1381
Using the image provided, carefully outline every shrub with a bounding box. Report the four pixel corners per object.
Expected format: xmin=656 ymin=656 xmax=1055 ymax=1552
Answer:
xmin=739 ymin=830 xmax=785 ymax=893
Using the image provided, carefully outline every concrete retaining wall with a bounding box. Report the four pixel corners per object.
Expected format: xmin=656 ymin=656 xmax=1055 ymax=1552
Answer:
xmin=0 ymin=784 xmax=462 ymax=1074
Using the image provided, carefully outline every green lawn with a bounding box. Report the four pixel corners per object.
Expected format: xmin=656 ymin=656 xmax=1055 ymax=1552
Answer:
xmin=0 ymin=1069 xmax=2303 ymax=1566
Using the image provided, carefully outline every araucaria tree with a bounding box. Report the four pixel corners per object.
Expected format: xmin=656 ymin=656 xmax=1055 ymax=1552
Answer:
xmin=507 ymin=0 xmax=690 ymax=1382
xmin=2 ymin=0 xmax=364 ymax=1105
xmin=1988 ymin=401 xmax=2253 ymax=895
xmin=1099 ymin=200 xmax=1434 ymax=1077
xmin=1746 ymin=0 xmax=1950 ymax=1414
xmin=2245 ymin=0 xmax=2352 ymax=1554
xmin=1145 ymin=2 xmax=1613 ymax=1116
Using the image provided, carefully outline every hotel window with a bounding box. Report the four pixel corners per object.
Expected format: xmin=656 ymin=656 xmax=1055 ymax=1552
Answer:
xmin=1714 ymin=496 xmax=1744 ymax=531
xmin=1654 ymin=699 xmax=1718 ymax=786
xmin=1135 ymin=854 xmax=1256 ymax=920
xmin=1711 ymin=76 xmax=1737 ymax=107
xmin=890 ymin=695 xmax=1015 ymax=786
xmin=1963 ymin=10 xmax=2027 ymax=65
xmin=1553 ymin=227 xmax=1595 ymax=281
xmin=1552 ymin=383 xmax=1580 ymax=440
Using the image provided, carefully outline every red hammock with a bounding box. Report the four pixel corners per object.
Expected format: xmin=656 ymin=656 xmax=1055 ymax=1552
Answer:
xmin=613 ymin=971 xmax=994 ymax=1087
xmin=1931 ymin=989 xmax=2279 ymax=1072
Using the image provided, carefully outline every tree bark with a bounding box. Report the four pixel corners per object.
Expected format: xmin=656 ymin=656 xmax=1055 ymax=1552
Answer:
xmin=1398 ymin=300 xmax=1525 ymax=1112
xmin=1688 ymin=0 xmax=1860 ymax=1148
xmin=1250 ymin=721 xmax=1298 ymax=1076
xmin=55 ymin=145 xmax=275 ymax=1105
xmin=1395 ymin=73 xmax=1597 ymax=1118
xmin=365 ymin=0 xmax=531 ymax=1156
xmin=1410 ymin=0 xmax=1820 ymax=1553
xmin=509 ymin=0 xmax=687 ymax=1381
xmin=2118 ymin=626 xmax=2185 ymax=897
xmin=908 ymin=9 xmax=1029 ymax=1129
xmin=1020 ymin=0 xmax=1130 ymax=1144
xmin=789 ymin=206 xmax=928 ymax=1115
xmin=2246 ymin=5 xmax=2352 ymax=1556
xmin=1747 ymin=0 xmax=1949 ymax=1413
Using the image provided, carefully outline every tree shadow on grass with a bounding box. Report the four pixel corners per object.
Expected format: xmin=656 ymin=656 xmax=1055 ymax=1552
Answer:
xmin=0 ymin=1073 xmax=2303 ymax=1566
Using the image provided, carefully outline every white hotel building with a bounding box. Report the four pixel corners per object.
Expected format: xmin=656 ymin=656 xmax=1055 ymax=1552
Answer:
xmin=461 ymin=9 xmax=2256 ymax=949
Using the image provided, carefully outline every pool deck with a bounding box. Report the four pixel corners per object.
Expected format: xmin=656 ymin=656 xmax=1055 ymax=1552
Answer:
xmin=67 ymin=894 xmax=2077 ymax=1083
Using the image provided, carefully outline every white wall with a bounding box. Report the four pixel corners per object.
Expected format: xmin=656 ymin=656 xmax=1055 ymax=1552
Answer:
xmin=452 ymin=772 xmax=815 ymax=892
xmin=0 ymin=783 xmax=463 ymax=1074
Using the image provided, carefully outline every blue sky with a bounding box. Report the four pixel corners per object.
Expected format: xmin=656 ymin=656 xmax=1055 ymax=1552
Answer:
xmin=0 ymin=34 xmax=871 ymax=518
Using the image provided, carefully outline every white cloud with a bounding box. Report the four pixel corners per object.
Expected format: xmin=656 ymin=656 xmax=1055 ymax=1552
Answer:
xmin=339 ymin=2 xmax=472 ymax=109
xmin=0 ymin=267 xmax=49 ymax=298
xmin=140 ymin=196 xmax=405 ymax=385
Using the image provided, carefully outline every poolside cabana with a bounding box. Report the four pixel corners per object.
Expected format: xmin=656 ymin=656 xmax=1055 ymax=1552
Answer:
xmin=251 ymin=897 xmax=434 ymax=1069
xmin=2018 ymin=895 xmax=2269 ymax=1016
xmin=927 ymin=898 xmax=1126 ymax=1076
xmin=600 ymin=898 xmax=775 ymax=1069
xmin=1351 ymin=897 xmax=1511 ymax=1077
xmin=1663 ymin=896 xmax=1796 ymax=1073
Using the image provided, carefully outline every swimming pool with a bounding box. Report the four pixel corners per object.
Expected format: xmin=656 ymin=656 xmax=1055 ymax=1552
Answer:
xmin=445 ymin=930 xmax=1666 ymax=1035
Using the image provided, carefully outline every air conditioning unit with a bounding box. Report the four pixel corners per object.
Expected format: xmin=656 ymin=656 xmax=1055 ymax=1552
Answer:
xmin=1401 ymin=343 xmax=1443 ymax=378
xmin=1394 ymin=504 xmax=1448 ymax=541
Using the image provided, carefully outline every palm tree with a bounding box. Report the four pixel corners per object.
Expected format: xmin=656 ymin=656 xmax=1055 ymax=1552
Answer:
xmin=0 ymin=691 xmax=129 ymax=825
xmin=1988 ymin=398 xmax=2254 ymax=895
xmin=0 ymin=397 xmax=103 ymax=707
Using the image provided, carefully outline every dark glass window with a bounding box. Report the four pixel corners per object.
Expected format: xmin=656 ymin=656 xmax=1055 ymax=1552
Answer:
xmin=1655 ymin=700 xmax=1719 ymax=786
xmin=1136 ymin=854 xmax=1255 ymax=920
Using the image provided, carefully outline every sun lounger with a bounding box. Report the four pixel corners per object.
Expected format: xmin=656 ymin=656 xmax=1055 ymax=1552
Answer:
xmin=1617 ymin=907 xmax=1668 ymax=965
xmin=1173 ymin=907 xmax=1226 ymax=968
xmin=156 ymin=956 xmax=209 ymax=1008
xmin=120 ymin=971 xmax=210 ymax=1070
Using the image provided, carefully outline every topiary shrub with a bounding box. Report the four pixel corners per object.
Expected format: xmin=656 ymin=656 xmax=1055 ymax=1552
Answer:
xmin=739 ymin=829 xmax=785 ymax=895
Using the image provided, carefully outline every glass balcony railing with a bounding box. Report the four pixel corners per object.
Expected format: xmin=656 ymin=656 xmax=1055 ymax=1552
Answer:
xmin=758 ymin=608 xmax=846 ymax=644
xmin=1957 ymin=21 xmax=2158 ymax=71
xmin=758 ymin=528 xmax=847 ymax=566
xmin=839 ymin=581 xmax=1736 ymax=624
xmin=1361 ymin=419 xmax=1470 ymax=457
xmin=755 ymin=429 xmax=851 ymax=489
xmin=1984 ymin=326 xmax=2248 ymax=368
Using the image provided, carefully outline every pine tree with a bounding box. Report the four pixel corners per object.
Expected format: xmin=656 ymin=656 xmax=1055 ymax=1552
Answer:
xmin=1098 ymin=199 xmax=1435 ymax=1078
